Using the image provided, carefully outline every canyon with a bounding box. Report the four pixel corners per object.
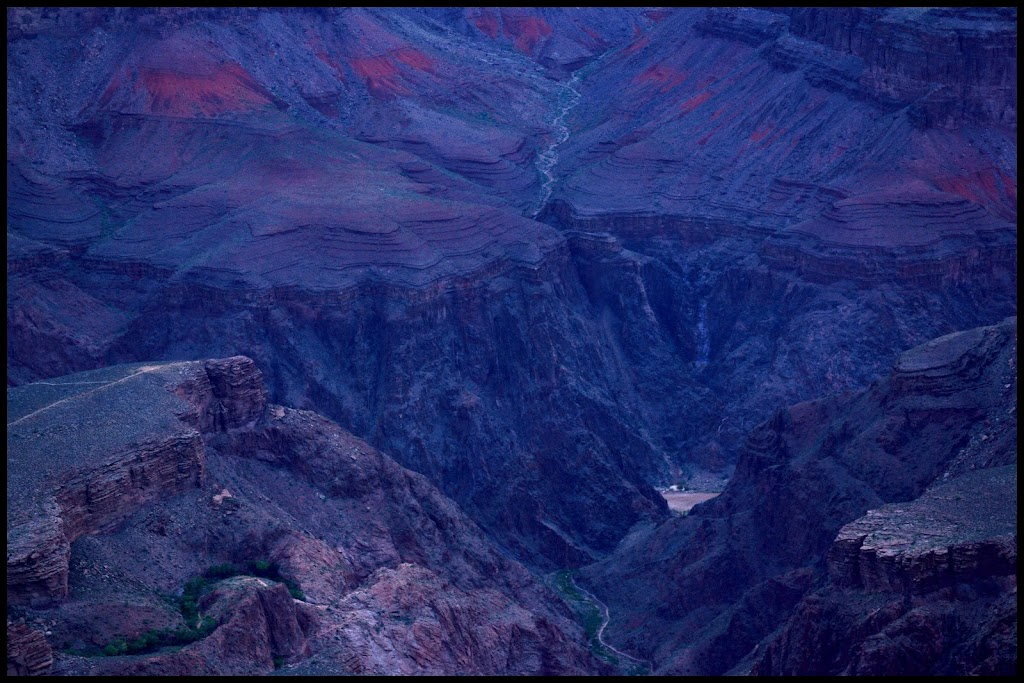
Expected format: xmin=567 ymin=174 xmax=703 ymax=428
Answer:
xmin=8 ymin=357 xmax=597 ymax=675
xmin=581 ymin=317 xmax=1017 ymax=675
xmin=6 ymin=7 xmax=1017 ymax=677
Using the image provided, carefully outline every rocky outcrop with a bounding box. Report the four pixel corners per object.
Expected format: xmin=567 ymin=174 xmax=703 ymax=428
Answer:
xmin=172 ymin=357 xmax=268 ymax=432
xmin=79 ymin=578 xmax=311 ymax=676
xmin=774 ymin=8 xmax=1017 ymax=128
xmin=8 ymin=358 xmax=599 ymax=676
xmin=6 ymin=358 xmax=268 ymax=605
xmin=752 ymin=466 xmax=1016 ymax=675
xmin=6 ymin=622 xmax=53 ymax=676
xmin=579 ymin=317 xmax=1017 ymax=675
xmin=290 ymin=563 xmax=591 ymax=676
xmin=828 ymin=467 xmax=1016 ymax=595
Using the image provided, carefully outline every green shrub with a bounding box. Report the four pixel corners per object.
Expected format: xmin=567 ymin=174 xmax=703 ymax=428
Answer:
xmin=126 ymin=629 xmax=161 ymax=654
xmin=85 ymin=560 xmax=305 ymax=658
xmin=102 ymin=638 xmax=127 ymax=657
xmin=183 ymin=576 xmax=208 ymax=596
xmin=180 ymin=595 xmax=199 ymax=625
xmin=248 ymin=559 xmax=274 ymax=576
xmin=197 ymin=616 xmax=216 ymax=636
xmin=171 ymin=626 xmax=196 ymax=644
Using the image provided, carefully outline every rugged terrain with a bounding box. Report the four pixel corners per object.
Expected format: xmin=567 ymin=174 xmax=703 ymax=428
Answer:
xmin=5 ymin=6 xmax=1018 ymax=676
xmin=7 ymin=7 xmax=1016 ymax=569
xmin=580 ymin=317 xmax=1017 ymax=675
xmin=7 ymin=357 xmax=598 ymax=675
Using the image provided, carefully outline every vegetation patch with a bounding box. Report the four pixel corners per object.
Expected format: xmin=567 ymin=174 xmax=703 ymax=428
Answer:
xmin=65 ymin=559 xmax=305 ymax=658
xmin=549 ymin=569 xmax=649 ymax=676
xmin=552 ymin=570 xmax=603 ymax=641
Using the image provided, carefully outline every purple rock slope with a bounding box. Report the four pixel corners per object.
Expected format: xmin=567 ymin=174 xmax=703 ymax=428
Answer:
xmin=6 ymin=7 xmax=1017 ymax=675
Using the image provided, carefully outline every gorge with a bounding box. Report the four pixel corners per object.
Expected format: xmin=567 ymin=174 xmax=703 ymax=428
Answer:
xmin=6 ymin=7 xmax=1017 ymax=677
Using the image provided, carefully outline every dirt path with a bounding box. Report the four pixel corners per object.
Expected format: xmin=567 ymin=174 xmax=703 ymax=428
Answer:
xmin=7 ymin=365 xmax=168 ymax=428
xmin=569 ymin=574 xmax=650 ymax=671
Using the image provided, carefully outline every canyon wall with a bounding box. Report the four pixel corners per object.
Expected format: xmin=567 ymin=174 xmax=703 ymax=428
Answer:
xmin=580 ymin=317 xmax=1017 ymax=675
xmin=6 ymin=6 xmax=1016 ymax=570
xmin=6 ymin=357 xmax=600 ymax=675
xmin=6 ymin=7 xmax=1017 ymax=675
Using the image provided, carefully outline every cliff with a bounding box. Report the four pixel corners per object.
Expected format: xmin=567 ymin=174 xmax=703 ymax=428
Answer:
xmin=5 ymin=7 xmax=1018 ymax=676
xmin=752 ymin=465 xmax=1016 ymax=675
xmin=579 ymin=317 xmax=1017 ymax=675
xmin=6 ymin=4 xmax=1017 ymax=580
xmin=6 ymin=357 xmax=598 ymax=676
xmin=6 ymin=7 xmax=673 ymax=568
xmin=6 ymin=622 xmax=53 ymax=676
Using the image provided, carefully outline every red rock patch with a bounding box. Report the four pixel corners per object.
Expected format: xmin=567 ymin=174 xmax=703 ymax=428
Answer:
xmin=134 ymin=63 xmax=274 ymax=117
xmin=622 ymin=34 xmax=650 ymax=57
xmin=633 ymin=64 xmax=688 ymax=93
xmin=351 ymin=54 xmax=410 ymax=96
xmin=680 ymin=91 xmax=712 ymax=114
xmin=470 ymin=9 xmax=500 ymax=39
xmin=392 ymin=47 xmax=435 ymax=73
xmin=500 ymin=11 xmax=552 ymax=54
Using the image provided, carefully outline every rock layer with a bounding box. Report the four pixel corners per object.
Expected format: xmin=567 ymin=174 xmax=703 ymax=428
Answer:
xmin=6 ymin=357 xmax=265 ymax=605
xmin=580 ymin=317 xmax=1017 ymax=675
xmin=79 ymin=578 xmax=311 ymax=676
xmin=6 ymin=622 xmax=53 ymax=677
xmin=753 ymin=466 xmax=1016 ymax=675
xmin=6 ymin=358 xmax=598 ymax=676
xmin=5 ymin=7 xmax=1019 ymax=676
xmin=5 ymin=1 xmax=1018 ymax=616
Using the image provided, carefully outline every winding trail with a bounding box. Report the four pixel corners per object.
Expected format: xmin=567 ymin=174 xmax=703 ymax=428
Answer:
xmin=532 ymin=73 xmax=582 ymax=217
xmin=569 ymin=574 xmax=651 ymax=671
xmin=7 ymin=365 xmax=170 ymax=428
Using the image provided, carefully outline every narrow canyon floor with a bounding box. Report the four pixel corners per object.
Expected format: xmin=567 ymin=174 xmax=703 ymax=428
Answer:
xmin=7 ymin=7 xmax=1017 ymax=677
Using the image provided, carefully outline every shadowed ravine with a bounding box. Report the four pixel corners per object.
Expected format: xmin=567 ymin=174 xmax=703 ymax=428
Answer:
xmin=5 ymin=6 xmax=1017 ymax=678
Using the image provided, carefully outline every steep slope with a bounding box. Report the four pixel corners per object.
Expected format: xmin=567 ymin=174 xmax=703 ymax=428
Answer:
xmin=579 ymin=317 xmax=1017 ymax=675
xmin=548 ymin=5 xmax=1016 ymax=470
xmin=750 ymin=466 xmax=1015 ymax=676
xmin=6 ymin=7 xmax=1017 ymax=572
xmin=6 ymin=6 xmax=668 ymax=568
xmin=6 ymin=357 xmax=598 ymax=675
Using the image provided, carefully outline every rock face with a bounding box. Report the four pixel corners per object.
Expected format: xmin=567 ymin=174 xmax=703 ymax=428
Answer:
xmin=6 ymin=357 xmax=597 ymax=676
xmin=6 ymin=357 xmax=264 ymax=605
xmin=6 ymin=622 xmax=53 ymax=676
xmin=752 ymin=466 xmax=1016 ymax=676
xmin=5 ymin=1 xmax=1018 ymax=634
xmin=5 ymin=6 xmax=671 ymax=569
xmin=6 ymin=7 xmax=1016 ymax=573
xmin=776 ymin=7 xmax=1017 ymax=128
xmin=79 ymin=578 xmax=311 ymax=676
xmin=828 ymin=468 xmax=1016 ymax=596
xmin=550 ymin=6 xmax=1015 ymax=481
xmin=558 ymin=7 xmax=1016 ymax=220
xmin=4 ymin=6 xmax=1018 ymax=677
xmin=579 ymin=317 xmax=1017 ymax=675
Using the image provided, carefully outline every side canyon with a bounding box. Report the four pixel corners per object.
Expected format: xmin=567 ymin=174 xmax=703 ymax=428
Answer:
xmin=7 ymin=7 xmax=1016 ymax=677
